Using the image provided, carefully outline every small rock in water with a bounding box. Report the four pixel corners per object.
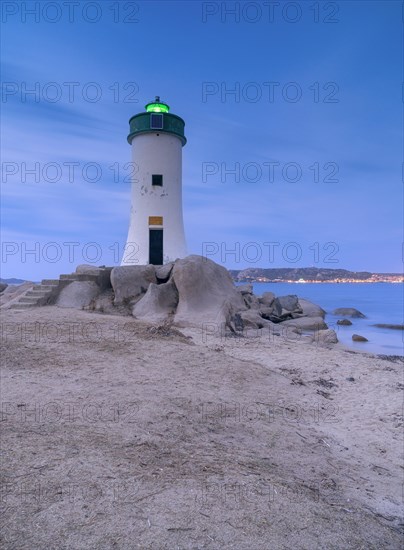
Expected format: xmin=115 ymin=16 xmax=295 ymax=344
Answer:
xmin=333 ymin=307 xmax=366 ymax=318
xmin=337 ymin=319 xmax=352 ymax=326
xmin=352 ymin=334 xmax=368 ymax=342
xmin=372 ymin=323 xmax=404 ymax=330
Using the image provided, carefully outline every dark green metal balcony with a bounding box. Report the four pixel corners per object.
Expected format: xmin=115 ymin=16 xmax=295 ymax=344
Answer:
xmin=127 ymin=97 xmax=186 ymax=146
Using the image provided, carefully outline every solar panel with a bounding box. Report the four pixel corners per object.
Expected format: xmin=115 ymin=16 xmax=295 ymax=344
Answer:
xmin=150 ymin=113 xmax=163 ymax=129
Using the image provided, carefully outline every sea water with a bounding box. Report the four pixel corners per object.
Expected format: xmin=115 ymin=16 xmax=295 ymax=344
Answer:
xmin=248 ymin=282 xmax=403 ymax=356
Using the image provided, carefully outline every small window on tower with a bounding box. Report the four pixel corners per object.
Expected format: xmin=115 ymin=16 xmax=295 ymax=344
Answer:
xmin=152 ymin=174 xmax=163 ymax=186
xmin=150 ymin=113 xmax=163 ymax=129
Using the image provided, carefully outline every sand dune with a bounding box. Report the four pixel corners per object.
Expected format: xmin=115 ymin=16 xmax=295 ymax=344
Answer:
xmin=1 ymin=306 xmax=403 ymax=549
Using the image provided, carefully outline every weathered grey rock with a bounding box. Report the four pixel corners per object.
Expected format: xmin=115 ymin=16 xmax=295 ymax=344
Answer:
xmin=352 ymin=334 xmax=368 ymax=342
xmin=0 ymin=283 xmax=8 ymax=293
xmin=111 ymin=265 xmax=157 ymax=305
xmin=277 ymin=295 xmax=301 ymax=313
xmin=237 ymin=284 xmax=254 ymax=295
xmin=56 ymin=281 xmax=100 ymax=309
xmin=270 ymin=299 xmax=283 ymax=318
xmin=298 ymin=298 xmax=326 ymax=319
xmin=333 ymin=307 xmax=366 ymax=318
xmin=262 ymin=298 xmax=295 ymax=322
xmin=315 ymin=329 xmax=338 ymax=345
xmin=259 ymin=292 xmax=275 ymax=306
xmin=155 ymin=262 xmax=174 ymax=282
xmin=172 ymin=255 xmax=246 ymax=329
xmin=337 ymin=319 xmax=352 ymax=326
xmin=281 ymin=316 xmax=328 ymax=332
xmin=259 ymin=305 xmax=275 ymax=319
xmin=238 ymin=309 xmax=271 ymax=330
xmin=243 ymin=293 xmax=261 ymax=310
xmin=132 ymin=280 xmax=179 ymax=324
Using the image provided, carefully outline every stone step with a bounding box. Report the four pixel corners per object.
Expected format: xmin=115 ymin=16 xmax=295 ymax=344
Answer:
xmin=10 ymin=302 xmax=37 ymax=309
xmin=18 ymin=296 xmax=43 ymax=304
xmin=41 ymin=279 xmax=60 ymax=286
xmin=33 ymin=285 xmax=57 ymax=292
xmin=25 ymin=290 xmax=49 ymax=297
xmin=60 ymin=273 xmax=98 ymax=282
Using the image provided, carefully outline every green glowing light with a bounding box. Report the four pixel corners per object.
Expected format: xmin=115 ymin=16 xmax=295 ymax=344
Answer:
xmin=145 ymin=96 xmax=170 ymax=113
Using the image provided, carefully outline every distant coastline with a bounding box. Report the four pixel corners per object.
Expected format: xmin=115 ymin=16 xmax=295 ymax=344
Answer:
xmin=230 ymin=267 xmax=403 ymax=284
xmin=1 ymin=267 xmax=403 ymax=287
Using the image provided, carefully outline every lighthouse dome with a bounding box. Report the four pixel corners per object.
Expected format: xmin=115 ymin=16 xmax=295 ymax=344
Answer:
xmin=127 ymin=96 xmax=186 ymax=146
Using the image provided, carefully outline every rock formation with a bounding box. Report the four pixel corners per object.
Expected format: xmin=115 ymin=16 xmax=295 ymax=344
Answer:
xmin=6 ymin=256 xmax=337 ymax=344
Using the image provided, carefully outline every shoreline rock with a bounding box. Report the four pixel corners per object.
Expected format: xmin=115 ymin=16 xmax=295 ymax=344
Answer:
xmin=333 ymin=307 xmax=366 ymax=318
xmin=352 ymin=334 xmax=368 ymax=342
xmin=372 ymin=323 xmax=404 ymax=330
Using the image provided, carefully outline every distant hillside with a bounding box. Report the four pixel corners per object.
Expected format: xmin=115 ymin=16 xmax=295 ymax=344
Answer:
xmin=229 ymin=267 xmax=397 ymax=282
xmin=0 ymin=277 xmax=31 ymax=285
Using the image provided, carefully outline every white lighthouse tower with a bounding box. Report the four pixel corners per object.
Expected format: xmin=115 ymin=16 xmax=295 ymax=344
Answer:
xmin=121 ymin=97 xmax=187 ymax=266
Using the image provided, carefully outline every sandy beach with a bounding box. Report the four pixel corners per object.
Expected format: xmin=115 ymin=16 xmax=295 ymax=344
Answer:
xmin=1 ymin=305 xmax=402 ymax=549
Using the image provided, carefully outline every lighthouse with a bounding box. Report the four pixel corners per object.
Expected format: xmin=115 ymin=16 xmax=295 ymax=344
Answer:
xmin=121 ymin=97 xmax=187 ymax=266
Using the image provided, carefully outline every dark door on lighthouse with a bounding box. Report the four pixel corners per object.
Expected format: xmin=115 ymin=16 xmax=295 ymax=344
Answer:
xmin=149 ymin=229 xmax=163 ymax=265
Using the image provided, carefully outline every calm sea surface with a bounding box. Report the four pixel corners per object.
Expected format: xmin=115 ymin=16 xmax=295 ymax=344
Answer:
xmin=247 ymin=282 xmax=403 ymax=356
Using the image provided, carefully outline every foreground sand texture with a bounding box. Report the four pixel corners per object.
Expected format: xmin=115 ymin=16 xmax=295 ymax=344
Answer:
xmin=1 ymin=307 xmax=403 ymax=549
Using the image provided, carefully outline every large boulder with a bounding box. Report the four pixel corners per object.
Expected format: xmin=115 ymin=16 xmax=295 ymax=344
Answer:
xmin=132 ymin=280 xmax=179 ymax=324
xmin=298 ymin=298 xmax=326 ymax=319
xmin=333 ymin=307 xmax=366 ymax=318
xmin=277 ymin=295 xmax=301 ymax=313
xmin=172 ymin=255 xmax=246 ymax=329
xmin=242 ymin=293 xmax=261 ymax=310
xmin=281 ymin=316 xmax=328 ymax=332
xmin=260 ymin=297 xmax=300 ymax=323
xmin=238 ymin=309 xmax=272 ymax=330
xmin=155 ymin=262 xmax=174 ymax=283
xmin=56 ymin=281 xmax=100 ymax=309
xmin=111 ymin=265 xmax=157 ymax=305
xmin=259 ymin=292 xmax=275 ymax=306
xmin=236 ymin=284 xmax=254 ymax=295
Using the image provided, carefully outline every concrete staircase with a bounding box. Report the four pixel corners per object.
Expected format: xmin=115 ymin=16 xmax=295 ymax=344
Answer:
xmin=9 ymin=279 xmax=60 ymax=309
xmin=9 ymin=272 xmax=107 ymax=310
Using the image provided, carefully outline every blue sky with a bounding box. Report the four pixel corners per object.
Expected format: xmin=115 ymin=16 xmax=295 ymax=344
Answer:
xmin=1 ymin=0 xmax=402 ymax=279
